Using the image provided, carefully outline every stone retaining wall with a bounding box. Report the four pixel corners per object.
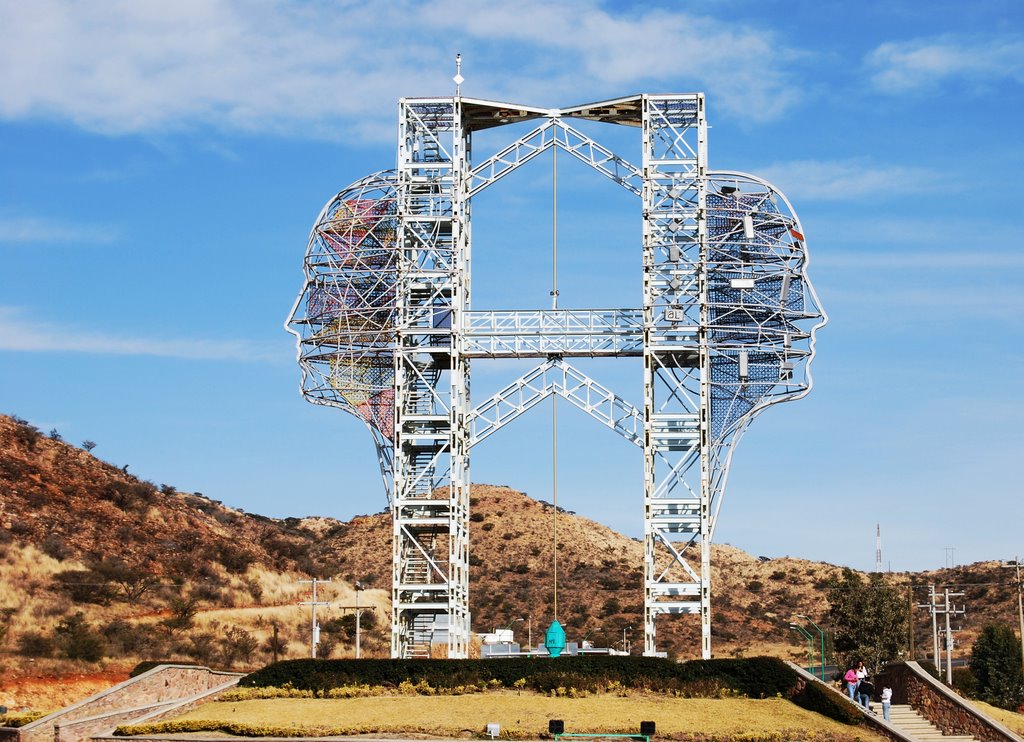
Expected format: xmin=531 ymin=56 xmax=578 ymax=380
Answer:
xmin=100 ymin=678 xmax=240 ymax=730
xmin=879 ymin=661 xmax=1023 ymax=742
xmin=55 ymin=702 xmax=179 ymax=742
xmin=16 ymin=665 xmax=242 ymax=742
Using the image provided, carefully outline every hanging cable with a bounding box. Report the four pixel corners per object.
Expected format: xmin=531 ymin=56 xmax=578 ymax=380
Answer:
xmin=551 ymin=143 xmax=559 ymax=622
xmin=551 ymin=140 xmax=559 ymax=312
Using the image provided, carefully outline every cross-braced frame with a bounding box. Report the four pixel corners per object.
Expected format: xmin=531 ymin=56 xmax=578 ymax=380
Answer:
xmin=287 ymin=92 xmax=826 ymax=659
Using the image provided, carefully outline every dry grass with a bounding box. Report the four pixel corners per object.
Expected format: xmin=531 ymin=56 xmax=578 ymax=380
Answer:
xmin=965 ymin=699 xmax=1024 ymax=734
xmin=170 ymin=692 xmax=888 ymax=740
xmin=0 ymin=543 xmax=86 ymax=634
xmin=187 ymin=581 xmax=390 ymax=660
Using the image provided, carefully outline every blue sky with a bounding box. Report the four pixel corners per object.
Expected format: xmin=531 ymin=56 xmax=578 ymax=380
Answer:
xmin=1 ymin=0 xmax=1022 ymax=573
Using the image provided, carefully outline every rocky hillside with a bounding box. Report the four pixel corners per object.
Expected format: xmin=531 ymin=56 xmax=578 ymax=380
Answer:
xmin=0 ymin=413 xmax=336 ymax=579
xmin=1 ymin=412 xmax=1021 ymax=672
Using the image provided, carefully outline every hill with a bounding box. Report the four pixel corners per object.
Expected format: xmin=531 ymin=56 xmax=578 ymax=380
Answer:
xmin=2 ymin=412 xmax=1022 ymax=707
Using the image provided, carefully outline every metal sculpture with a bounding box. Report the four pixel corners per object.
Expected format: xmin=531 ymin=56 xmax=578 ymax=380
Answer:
xmin=287 ymin=92 xmax=826 ymax=659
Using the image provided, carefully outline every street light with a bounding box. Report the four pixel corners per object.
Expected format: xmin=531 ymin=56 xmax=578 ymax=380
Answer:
xmin=510 ymin=616 xmax=532 ymax=654
xmin=622 ymin=625 xmax=633 ymax=654
xmin=789 ymin=624 xmax=814 ymax=674
xmin=581 ymin=627 xmax=603 ymax=651
xmin=505 ymin=618 xmax=525 ymax=655
xmin=796 ymin=614 xmax=827 ymax=681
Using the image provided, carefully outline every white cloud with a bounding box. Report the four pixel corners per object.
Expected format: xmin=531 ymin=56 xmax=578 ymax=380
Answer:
xmin=0 ymin=215 xmax=118 ymax=244
xmin=0 ymin=0 xmax=804 ymax=140
xmin=755 ymin=158 xmax=942 ymax=201
xmin=866 ymin=34 xmax=1024 ymax=93
xmin=0 ymin=307 xmax=277 ymax=361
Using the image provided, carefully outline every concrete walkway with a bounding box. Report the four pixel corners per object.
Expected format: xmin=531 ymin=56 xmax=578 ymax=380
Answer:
xmin=887 ymin=703 xmax=978 ymax=741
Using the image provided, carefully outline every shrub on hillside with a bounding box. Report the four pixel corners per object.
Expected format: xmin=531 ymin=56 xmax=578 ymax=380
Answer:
xmin=222 ymin=626 xmax=259 ymax=666
xmin=0 ymin=607 xmax=14 ymax=646
xmin=53 ymin=569 xmax=115 ymax=605
xmin=161 ymin=596 xmax=199 ymax=633
xmin=102 ymin=619 xmax=166 ymax=657
xmin=40 ymin=534 xmax=72 ymax=561
xmin=210 ymin=542 xmax=258 ymax=574
xmin=17 ymin=631 xmax=53 ymax=658
xmin=54 ymin=611 xmax=105 ymax=661
xmin=12 ymin=419 xmax=40 ymax=450
xmin=952 ymin=666 xmax=977 ymax=697
xmin=184 ymin=632 xmax=218 ymax=664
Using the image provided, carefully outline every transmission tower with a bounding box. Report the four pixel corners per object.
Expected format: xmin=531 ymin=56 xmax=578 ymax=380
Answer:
xmin=287 ymin=91 xmax=826 ymax=659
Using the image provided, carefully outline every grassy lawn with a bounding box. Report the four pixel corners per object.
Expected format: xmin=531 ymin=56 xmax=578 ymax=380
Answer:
xmin=966 ymin=699 xmax=1024 ymax=735
xmin=165 ymin=692 xmax=888 ymax=740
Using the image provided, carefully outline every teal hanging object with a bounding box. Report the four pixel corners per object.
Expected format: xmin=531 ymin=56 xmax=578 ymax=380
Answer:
xmin=544 ymin=619 xmax=566 ymax=657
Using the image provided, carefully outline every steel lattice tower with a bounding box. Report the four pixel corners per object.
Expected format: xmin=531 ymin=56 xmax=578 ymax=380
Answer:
xmin=287 ymin=92 xmax=826 ymax=659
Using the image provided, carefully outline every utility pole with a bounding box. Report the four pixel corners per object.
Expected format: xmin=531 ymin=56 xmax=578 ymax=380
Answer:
xmin=298 ymin=577 xmax=331 ymax=659
xmin=907 ymin=585 xmax=915 ymax=661
xmin=355 ymin=581 xmax=363 ymax=659
xmin=918 ymin=584 xmax=940 ymax=671
xmin=939 ymin=588 xmax=966 ymax=684
xmin=337 ymin=582 xmax=375 ymax=659
xmin=1001 ymin=557 xmax=1024 ymax=677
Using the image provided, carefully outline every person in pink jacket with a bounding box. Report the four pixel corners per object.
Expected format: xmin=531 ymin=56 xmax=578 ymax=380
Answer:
xmin=843 ymin=666 xmax=859 ymax=700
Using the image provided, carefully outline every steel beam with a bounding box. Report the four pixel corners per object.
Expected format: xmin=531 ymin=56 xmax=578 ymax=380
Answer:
xmin=468 ymin=358 xmax=644 ymax=448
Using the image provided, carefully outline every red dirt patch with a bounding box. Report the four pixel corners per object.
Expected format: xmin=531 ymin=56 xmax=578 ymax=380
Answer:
xmin=0 ymin=669 xmax=128 ymax=713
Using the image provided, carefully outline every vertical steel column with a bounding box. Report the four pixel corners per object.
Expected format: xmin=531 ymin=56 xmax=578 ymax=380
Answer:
xmin=448 ymin=97 xmax=471 ymax=658
xmin=641 ymin=95 xmax=709 ymax=657
xmin=393 ymin=98 xmax=469 ymax=658
xmin=695 ymin=99 xmax=710 ymax=660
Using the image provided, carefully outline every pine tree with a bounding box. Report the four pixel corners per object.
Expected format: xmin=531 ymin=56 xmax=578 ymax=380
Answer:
xmin=970 ymin=624 xmax=1024 ymax=710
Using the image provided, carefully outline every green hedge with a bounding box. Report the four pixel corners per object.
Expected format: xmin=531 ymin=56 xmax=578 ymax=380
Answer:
xmin=789 ymin=677 xmax=863 ymax=725
xmin=242 ymin=656 xmax=795 ymax=695
xmin=240 ymin=655 xmax=860 ymax=726
xmin=0 ymin=712 xmax=45 ymax=728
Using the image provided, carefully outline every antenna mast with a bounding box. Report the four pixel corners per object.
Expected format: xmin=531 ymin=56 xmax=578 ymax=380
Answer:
xmin=875 ymin=523 xmax=882 ymax=573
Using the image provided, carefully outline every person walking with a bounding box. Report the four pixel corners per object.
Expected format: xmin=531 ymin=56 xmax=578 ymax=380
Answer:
xmin=881 ymin=685 xmax=893 ymax=722
xmin=858 ymin=677 xmax=875 ymax=711
xmin=843 ymin=666 xmax=859 ymax=700
xmin=856 ymin=661 xmax=867 ymax=684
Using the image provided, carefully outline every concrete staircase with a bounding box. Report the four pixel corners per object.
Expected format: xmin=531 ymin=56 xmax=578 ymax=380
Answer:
xmin=888 ymin=704 xmax=979 ymax=741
